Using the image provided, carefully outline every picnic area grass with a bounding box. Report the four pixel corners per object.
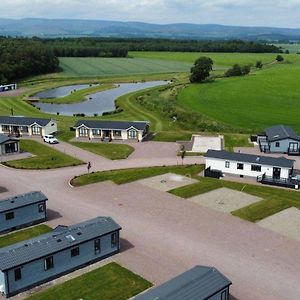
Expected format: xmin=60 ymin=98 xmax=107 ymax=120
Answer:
xmin=0 ymin=225 xmax=52 ymax=248
xmin=71 ymin=164 xmax=204 ymax=187
xmin=70 ymin=141 xmax=135 ymax=160
xmin=169 ymin=176 xmax=300 ymax=222
xmin=27 ymin=262 xmax=152 ymax=300
xmin=3 ymin=140 xmax=83 ymax=169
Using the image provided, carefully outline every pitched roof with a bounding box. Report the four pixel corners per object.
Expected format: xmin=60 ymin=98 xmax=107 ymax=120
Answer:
xmin=134 ymin=266 xmax=231 ymax=300
xmin=0 ymin=116 xmax=52 ymax=127
xmin=205 ymin=150 xmax=294 ymax=168
xmin=265 ymin=125 xmax=300 ymax=142
xmin=0 ymin=191 xmax=47 ymax=213
xmin=74 ymin=120 xmax=149 ymax=131
xmin=0 ymin=216 xmax=121 ymax=271
xmin=0 ymin=134 xmax=19 ymax=144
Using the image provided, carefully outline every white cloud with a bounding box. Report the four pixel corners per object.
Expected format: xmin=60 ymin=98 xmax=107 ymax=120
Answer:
xmin=0 ymin=0 xmax=299 ymax=27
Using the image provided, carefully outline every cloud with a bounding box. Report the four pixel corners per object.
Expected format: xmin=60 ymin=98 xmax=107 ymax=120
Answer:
xmin=0 ymin=0 xmax=299 ymax=28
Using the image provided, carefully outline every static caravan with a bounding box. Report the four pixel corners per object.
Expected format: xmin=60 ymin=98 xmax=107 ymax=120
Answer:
xmin=0 ymin=135 xmax=19 ymax=156
xmin=258 ymin=125 xmax=300 ymax=155
xmin=0 ymin=216 xmax=121 ymax=297
xmin=134 ymin=265 xmax=232 ymax=300
xmin=74 ymin=120 xmax=149 ymax=142
xmin=205 ymin=150 xmax=295 ymax=182
xmin=0 ymin=84 xmax=17 ymax=93
xmin=0 ymin=191 xmax=47 ymax=233
xmin=0 ymin=116 xmax=57 ymax=137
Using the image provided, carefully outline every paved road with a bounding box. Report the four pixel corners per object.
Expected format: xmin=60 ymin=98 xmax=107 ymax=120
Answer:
xmin=1 ymin=143 xmax=300 ymax=300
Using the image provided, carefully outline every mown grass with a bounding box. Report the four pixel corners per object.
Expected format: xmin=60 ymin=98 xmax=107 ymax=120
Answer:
xmin=39 ymin=84 xmax=116 ymax=104
xmin=71 ymin=164 xmax=204 ymax=187
xmin=27 ymin=262 xmax=152 ymax=300
xmin=70 ymin=142 xmax=135 ymax=160
xmin=169 ymin=176 xmax=300 ymax=222
xmin=224 ymin=134 xmax=253 ymax=151
xmin=59 ymin=57 xmax=191 ymax=77
xmin=0 ymin=225 xmax=52 ymax=248
xmin=177 ymin=61 xmax=300 ymax=132
xmin=3 ymin=140 xmax=83 ymax=169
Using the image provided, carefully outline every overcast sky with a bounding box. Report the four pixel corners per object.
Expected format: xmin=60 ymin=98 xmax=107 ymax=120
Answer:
xmin=0 ymin=0 xmax=299 ymax=28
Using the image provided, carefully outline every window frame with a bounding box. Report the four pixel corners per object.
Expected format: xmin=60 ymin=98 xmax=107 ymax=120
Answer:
xmin=111 ymin=232 xmax=117 ymax=248
xmin=237 ymin=163 xmax=244 ymax=170
xmin=275 ymin=142 xmax=280 ymax=148
xmin=5 ymin=211 xmax=14 ymax=220
xmin=44 ymin=256 xmax=54 ymax=271
xmin=225 ymin=161 xmax=230 ymax=168
xmin=38 ymin=203 xmax=45 ymax=213
xmin=71 ymin=247 xmax=80 ymax=257
xmin=14 ymin=267 xmax=22 ymax=281
xmin=94 ymin=238 xmax=101 ymax=255
xmin=251 ymin=164 xmax=262 ymax=172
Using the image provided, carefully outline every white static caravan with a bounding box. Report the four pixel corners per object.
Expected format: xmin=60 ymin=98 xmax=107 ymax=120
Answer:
xmin=205 ymin=150 xmax=294 ymax=181
xmin=0 ymin=84 xmax=17 ymax=93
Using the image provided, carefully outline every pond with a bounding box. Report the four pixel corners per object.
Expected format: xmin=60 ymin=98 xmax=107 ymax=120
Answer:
xmin=34 ymin=81 xmax=169 ymax=116
xmin=35 ymin=84 xmax=95 ymax=99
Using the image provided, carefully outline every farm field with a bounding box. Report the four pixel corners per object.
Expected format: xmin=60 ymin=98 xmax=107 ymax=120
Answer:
xmin=272 ymin=43 xmax=300 ymax=53
xmin=177 ymin=61 xmax=300 ymax=132
xmin=59 ymin=57 xmax=191 ymax=77
xmin=130 ymin=51 xmax=298 ymax=66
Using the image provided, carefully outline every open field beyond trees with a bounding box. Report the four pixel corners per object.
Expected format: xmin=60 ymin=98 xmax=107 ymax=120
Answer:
xmin=27 ymin=262 xmax=152 ymax=300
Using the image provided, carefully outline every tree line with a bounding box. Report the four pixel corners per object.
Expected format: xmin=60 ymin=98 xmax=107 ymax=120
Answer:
xmin=0 ymin=37 xmax=59 ymax=84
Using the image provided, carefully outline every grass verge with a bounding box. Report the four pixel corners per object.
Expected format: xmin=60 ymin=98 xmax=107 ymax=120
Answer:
xmin=27 ymin=262 xmax=152 ymax=300
xmin=0 ymin=225 xmax=52 ymax=248
xmin=70 ymin=142 xmax=135 ymax=160
xmin=169 ymin=176 xmax=300 ymax=222
xmin=3 ymin=140 xmax=83 ymax=169
xmin=71 ymin=164 xmax=204 ymax=187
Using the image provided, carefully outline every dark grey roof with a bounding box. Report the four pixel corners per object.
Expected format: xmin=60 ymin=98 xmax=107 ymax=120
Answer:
xmin=134 ymin=266 xmax=231 ymax=300
xmin=265 ymin=125 xmax=300 ymax=142
xmin=74 ymin=120 xmax=149 ymax=131
xmin=0 ymin=134 xmax=18 ymax=144
xmin=0 ymin=116 xmax=52 ymax=127
xmin=0 ymin=191 xmax=47 ymax=213
xmin=205 ymin=150 xmax=294 ymax=168
xmin=0 ymin=216 xmax=121 ymax=270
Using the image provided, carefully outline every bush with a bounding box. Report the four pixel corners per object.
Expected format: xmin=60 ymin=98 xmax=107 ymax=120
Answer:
xmin=276 ymin=55 xmax=284 ymax=62
xmin=256 ymin=61 xmax=263 ymax=69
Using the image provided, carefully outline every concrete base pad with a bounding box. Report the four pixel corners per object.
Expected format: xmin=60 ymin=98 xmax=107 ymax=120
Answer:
xmin=188 ymin=187 xmax=262 ymax=213
xmin=257 ymin=207 xmax=300 ymax=241
xmin=137 ymin=173 xmax=198 ymax=192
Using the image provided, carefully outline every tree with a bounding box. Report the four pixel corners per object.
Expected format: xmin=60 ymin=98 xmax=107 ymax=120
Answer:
xmin=225 ymin=64 xmax=242 ymax=77
xmin=190 ymin=56 xmax=213 ymax=83
xmin=256 ymin=60 xmax=263 ymax=69
xmin=276 ymin=55 xmax=284 ymax=62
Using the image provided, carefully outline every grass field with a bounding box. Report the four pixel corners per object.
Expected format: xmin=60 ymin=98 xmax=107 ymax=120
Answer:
xmin=272 ymin=43 xmax=300 ymax=54
xmin=130 ymin=51 xmax=298 ymax=66
xmin=0 ymin=225 xmax=52 ymax=248
xmin=3 ymin=140 xmax=83 ymax=169
xmin=71 ymin=164 xmax=204 ymax=187
xmin=177 ymin=61 xmax=300 ymax=132
xmin=169 ymin=176 xmax=300 ymax=222
xmin=59 ymin=57 xmax=191 ymax=77
xmin=70 ymin=142 xmax=135 ymax=160
xmin=27 ymin=262 xmax=152 ymax=300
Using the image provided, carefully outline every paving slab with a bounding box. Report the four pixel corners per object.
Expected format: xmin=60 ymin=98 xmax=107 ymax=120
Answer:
xmin=137 ymin=172 xmax=198 ymax=192
xmin=258 ymin=207 xmax=300 ymax=241
xmin=188 ymin=187 xmax=262 ymax=213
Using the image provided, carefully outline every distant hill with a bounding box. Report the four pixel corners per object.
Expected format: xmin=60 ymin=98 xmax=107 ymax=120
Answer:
xmin=1 ymin=18 xmax=300 ymax=41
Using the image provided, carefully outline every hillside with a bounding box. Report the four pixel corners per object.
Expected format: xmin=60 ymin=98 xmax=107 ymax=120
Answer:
xmin=1 ymin=18 xmax=300 ymax=40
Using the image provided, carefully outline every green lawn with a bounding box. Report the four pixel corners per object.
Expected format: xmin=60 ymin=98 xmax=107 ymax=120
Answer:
xmin=224 ymin=134 xmax=253 ymax=151
xmin=0 ymin=225 xmax=52 ymax=248
xmin=71 ymin=164 xmax=204 ymax=187
xmin=27 ymin=262 xmax=152 ymax=300
xmin=177 ymin=61 xmax=300 ymax=132
xmin=59 ymin=57 xmax=191 ymax=77
xmin=3 ymin=140 xmax=83 ymax=169
xmin=169 ymin=176 xmax=300 ymax=222
xmin=71 ymin=142 xmax=135 ymax=160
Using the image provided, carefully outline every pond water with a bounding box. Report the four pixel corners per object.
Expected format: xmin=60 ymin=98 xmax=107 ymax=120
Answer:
xmin=34 ymin=81 xmax=169 ymax=116
xmin=35 ymin=84 xmax=94 ymax=99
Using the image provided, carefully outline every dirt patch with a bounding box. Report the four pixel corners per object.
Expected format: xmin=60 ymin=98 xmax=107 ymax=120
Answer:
xmin=137 ymin=172 xmax=198 ymax=192
xmin=257 ymin=207 xmax=300 ymax=241
xmin=188 ymin=187 xmax=262 ymax=213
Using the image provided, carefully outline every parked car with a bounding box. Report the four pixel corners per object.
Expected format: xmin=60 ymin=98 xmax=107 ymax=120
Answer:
xmin=43 ymin=135 xmax=58 ymax=144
